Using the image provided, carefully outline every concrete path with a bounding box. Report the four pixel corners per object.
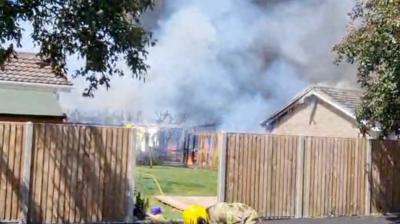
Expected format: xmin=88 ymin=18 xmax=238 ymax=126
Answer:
xmin=262 ymin=215 xmax=400 ymax=224
xmin=154 ymin=195 xmax=217 ymax=211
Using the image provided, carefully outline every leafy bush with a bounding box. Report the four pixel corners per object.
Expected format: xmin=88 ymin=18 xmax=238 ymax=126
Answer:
xmin=133 ymin=192 xmax=149 ymax=220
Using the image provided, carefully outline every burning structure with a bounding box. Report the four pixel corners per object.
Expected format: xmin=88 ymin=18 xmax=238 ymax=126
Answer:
xmin=127 ymin=122 xmax=218 ymax=166
xmin=125 ymin=124 xmax=184 ymax=165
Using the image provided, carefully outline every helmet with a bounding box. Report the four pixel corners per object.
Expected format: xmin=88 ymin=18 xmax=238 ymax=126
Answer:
xmin=182 ymin=205 xmax=209 ymax=224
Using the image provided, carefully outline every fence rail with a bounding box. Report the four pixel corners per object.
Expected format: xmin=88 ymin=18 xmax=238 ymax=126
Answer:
xmin=220 ymin=133 xmax=400 ymax=219
xmin=0 ymin=122 xmax=136 ymax=223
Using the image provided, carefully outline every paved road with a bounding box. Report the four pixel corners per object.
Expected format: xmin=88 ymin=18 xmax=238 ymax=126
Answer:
xmin=262 ymin=215 xmax=400 ymax=224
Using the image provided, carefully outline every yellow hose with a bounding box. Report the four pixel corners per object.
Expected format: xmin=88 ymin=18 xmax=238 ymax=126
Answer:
xmin=140 ymin=172 xmax=165 ymax=195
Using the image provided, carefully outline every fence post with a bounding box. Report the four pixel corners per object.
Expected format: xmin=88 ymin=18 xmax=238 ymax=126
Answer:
xmin=126 ymin=128 xmax=137 ymax=221
xmin=295 ymin=136 xmax=305 ymax=218
xmin=20 ymin=122 xmax=33 ymax=223
xmin=365 ymin=138 xmax=372 ymax=215
xmin=217 ymin=132 xmax=227 ymax=202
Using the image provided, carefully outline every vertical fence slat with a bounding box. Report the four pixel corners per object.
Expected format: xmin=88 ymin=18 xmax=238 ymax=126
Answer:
xmin=271 ymin=136 xmax=277 ymax=217
xmin=217 ymin=132 xmax=227 ymax=202
xmin=266 ymin=135 xmax=273 ymax=217
xmin=243 ymin=134 xmax=249 ymax=205
xmin=20 ymin=123 xmax=32 ymax=222
xmin=281 ymin=136 xmax=288 ymax=217
xmin=126 ymin=128 xmax=136 ymax=222
xmin=5 ymin=124 xmax=15 ymax=220
xmin=295 ymin=136 xmax=304 ymax=218
xmin=260 ymin=135 xmax=266 ymax=216
xmin=3 ymin=124 xmax=11 ymax=220
xmin=0 ymin=124 xmax=5 ymax=220
xmin=12 ymin=125 xmax=20 ymax=219
xmin=310 ymin=138 xmax=317 ymax=217
xmin=254 ymin=136 xmax=260 ymax=212
xmin=233 ymin=134 xmax=239 ymax=202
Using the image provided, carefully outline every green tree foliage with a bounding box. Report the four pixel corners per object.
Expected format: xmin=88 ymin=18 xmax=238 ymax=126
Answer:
xmin=334 ymin=0 xmax=400 ymax=136
xmin=0 ymin=0 xmax=154 ymax=96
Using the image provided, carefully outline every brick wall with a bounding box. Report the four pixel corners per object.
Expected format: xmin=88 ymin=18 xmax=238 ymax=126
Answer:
xmin=270 ymin=99 xmax=361 ymax=138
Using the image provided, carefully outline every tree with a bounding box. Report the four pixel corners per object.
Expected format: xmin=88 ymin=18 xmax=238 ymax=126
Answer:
xmin=334 ymin=0 xmax=400 ymax=136
xmin=0 ymin=0 xmax=154 ymax=96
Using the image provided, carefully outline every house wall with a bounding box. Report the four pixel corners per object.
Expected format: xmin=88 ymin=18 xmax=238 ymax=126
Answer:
xmin=0 ymin=114 xmax=64 ymax=123
xmin=270 ymin=99 xmax=361 ymax=138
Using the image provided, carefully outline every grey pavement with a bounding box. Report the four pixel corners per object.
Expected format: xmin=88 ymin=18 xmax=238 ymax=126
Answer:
xmin=262 ymin=215 xmax=400 ymax=224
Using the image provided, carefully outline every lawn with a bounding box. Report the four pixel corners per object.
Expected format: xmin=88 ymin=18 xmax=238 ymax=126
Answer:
xmin=135 ymin=165 xmax=218 ymax=220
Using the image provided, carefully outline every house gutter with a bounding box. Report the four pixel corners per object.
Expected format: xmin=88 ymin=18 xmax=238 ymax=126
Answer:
xmin=310 ymin=91 xmax=356 ymax=120
xmin=0 ymin=80 xmax=72 ymax=92
xmin=260 ymin=86 xmax=315 ymax=127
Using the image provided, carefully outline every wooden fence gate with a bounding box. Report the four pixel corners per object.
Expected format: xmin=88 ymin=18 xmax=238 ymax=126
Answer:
xmin=220 ymin=133 xmax=400 ymax=219
xmin=0 ymin=122 xmax=136 ymax=223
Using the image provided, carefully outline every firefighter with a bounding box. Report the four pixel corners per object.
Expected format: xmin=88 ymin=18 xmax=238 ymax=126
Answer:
xmin=182 ymin=202 xmax=259 ymax=224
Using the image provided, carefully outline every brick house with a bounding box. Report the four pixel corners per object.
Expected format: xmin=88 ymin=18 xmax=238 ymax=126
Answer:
xmin=0 ymin=52 xmax=72 ymax=123
xmin=261 ymin=86 xmax=364 ymax=138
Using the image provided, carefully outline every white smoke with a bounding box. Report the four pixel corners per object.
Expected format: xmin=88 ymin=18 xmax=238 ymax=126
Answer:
xmin=61 ymin=0 xmax=356 ymax=131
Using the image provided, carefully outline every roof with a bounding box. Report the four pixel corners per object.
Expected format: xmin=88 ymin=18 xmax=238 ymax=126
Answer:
xmin=0 ymin=52 xmax=71 ymax=86
xmin=261 ymin=85 xmax=363 ymax=127
xmin=314 ymin=86 xmax=362 ymax=113
xmin=0 ymin=87 xmax=64 ymax=117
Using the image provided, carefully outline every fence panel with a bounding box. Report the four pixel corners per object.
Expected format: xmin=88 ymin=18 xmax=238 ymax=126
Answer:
xmin=223 ymin=134 xmax=369 ymax=218
xmin=302 ymin=137 xmax=367 ymax=217
xmin=28 ymin=123 xmax=133 ymax=223
xmin=370 ymin=140 xmax=400 ymax=214
xmin=224 ymin=133 xmax=299 ymax=218
xmin=0 ymin=123 xmax=25 ymax=221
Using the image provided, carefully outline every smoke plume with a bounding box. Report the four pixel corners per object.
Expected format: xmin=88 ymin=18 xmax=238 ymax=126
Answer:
xmin=61 ymin=0 xmax=356 ymax=131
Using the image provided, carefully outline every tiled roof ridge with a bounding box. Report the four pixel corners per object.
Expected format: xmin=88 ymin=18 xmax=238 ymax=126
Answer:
xmin=311 ymin=85 xmax=363 ymax=93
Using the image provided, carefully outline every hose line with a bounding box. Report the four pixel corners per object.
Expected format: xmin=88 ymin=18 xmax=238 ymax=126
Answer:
xmin=139 ymin=172 xmax=165 ymax=195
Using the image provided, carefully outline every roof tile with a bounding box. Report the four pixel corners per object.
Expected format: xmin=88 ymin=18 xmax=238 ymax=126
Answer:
xmin=313 ymin=86 xmax=363 ymax=114
xmin=0 ymin=52 xmax=72 ymax=86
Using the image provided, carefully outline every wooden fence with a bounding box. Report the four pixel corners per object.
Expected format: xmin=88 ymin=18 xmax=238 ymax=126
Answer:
xmin=224 ymin=134 xmax=299 ymax=218
xmin=220 ymin=133 xmax=400 ymax=219
xmin=0 ymin=122 xmax=136 ymax=223
xmin=370 ymin=140 xmax=400 ymax=214
xmin=302 ymin=137 xmax=367 ymax=217
xmin=0 ymin=123 xmax=25 ymax=221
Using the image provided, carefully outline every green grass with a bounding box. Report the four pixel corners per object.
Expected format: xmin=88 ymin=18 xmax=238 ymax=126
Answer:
xmin=135 ymin=165 xmax=218 ymax=220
